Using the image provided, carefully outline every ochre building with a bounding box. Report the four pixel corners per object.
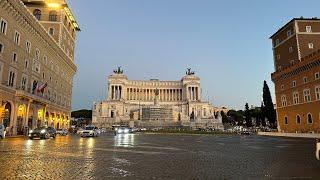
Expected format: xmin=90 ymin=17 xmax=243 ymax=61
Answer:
xmin=93 ymin=68 xmax=226 ymax=129
xmin=271 ymin=18 xmax=320 ymax=133
xmin=0 ymin=0 xmax=80 ymax=135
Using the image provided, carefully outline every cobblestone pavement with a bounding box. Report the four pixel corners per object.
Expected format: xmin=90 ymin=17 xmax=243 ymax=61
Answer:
xmin=0 ymin=133 xmax=319 ymax=179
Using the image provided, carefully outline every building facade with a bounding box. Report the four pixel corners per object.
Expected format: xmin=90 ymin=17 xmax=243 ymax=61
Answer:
xmin=271 ymin=18 xmax=320 ymax=133
xmin=93 ymin=68 xmax=225 ymax=129
xmin=0 ymin=0 xmax=79 ymax=135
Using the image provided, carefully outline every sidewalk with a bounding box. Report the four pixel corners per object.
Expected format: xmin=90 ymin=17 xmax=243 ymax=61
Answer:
xmin=258 ymin=132 xmax=320 ymax=139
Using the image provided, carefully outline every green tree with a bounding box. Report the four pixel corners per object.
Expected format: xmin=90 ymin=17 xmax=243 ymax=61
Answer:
xmin=244 ymin=103 xmax=252 ymax=127
xmin=220 ymin=110 xmax=228 ymax=124
xmin=262 ymin=81 xmax=276 ymax=128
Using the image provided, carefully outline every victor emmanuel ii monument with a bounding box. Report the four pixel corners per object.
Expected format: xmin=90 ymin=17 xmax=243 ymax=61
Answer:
xmin=92 ymin=67 xmax=226 ymax=129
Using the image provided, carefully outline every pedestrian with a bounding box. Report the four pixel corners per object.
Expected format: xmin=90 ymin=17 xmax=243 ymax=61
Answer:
xmin=316 ymin=139 xmax=320 ymax=160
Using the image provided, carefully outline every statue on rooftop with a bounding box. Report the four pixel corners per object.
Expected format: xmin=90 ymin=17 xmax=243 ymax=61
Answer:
xmin=113 ymin=66 xmax=124 ymax=74
xmin=186 ymin=68 xmax=195 ymax=75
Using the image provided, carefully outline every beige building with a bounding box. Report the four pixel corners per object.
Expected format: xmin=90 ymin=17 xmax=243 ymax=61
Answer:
xmin=93 ymin=68 xmax=225 ymax=129
xmin=0 ymin=0 xmax=79 ymax=135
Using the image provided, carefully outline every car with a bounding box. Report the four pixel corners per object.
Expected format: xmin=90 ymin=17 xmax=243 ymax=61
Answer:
xmin=0 ymin=124 xmax=5 ymax=139
xmin=56 ymin=129 xmax=68 ymax=136
xmin=81 ymin=125 xmax=99 ymax=137
xmin=115 ymin=127 xmax=132 ymax=135
xmin=29 ymin=126 xmax=56 ymax=139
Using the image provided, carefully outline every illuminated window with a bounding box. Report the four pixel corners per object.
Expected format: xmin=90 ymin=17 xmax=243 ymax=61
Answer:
xmin=308 ymin=43 xmax=314 ymax=49
xmin=33 ymin=9 xmax=41 ymax=20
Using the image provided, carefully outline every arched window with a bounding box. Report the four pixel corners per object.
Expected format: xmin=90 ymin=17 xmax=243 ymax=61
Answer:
xmin=307 ymin=113 xmax=313 ymax=124
xmin=296 ymin=115 xmax=301 ymax=124
xmin=49 ymin=11 xmax=58 ymax=21
xmin=33 ymin=9 xmax=41 ymax=20
xmin=284 ymin=116 xmax=288 ymax=125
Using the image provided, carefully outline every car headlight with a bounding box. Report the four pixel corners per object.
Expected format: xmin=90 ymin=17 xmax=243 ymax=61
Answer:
xmin=124 ymin=129 xmax=129 ymax=133
xmin=29 ymin=130 xmax=33 ymax=133
xmin=40 ymin=129 xmax=46 ymax=134
xmin=118 ymin=129 xmax=123 ymax=133
xmin=90 ymin=130 xmax=94 ymax=133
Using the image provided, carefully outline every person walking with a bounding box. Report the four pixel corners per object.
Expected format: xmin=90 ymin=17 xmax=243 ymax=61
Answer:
xmin=316 ymin=139 xmax=320 ymax=160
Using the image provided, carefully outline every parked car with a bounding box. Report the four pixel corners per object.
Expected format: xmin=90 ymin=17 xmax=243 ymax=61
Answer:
xmin=56 ymin=129 xmax=68 ymax=136
xmin=29 ymin=126 xmax=56 ymax=139
xmin=81 ymin=125 xmax=99 ymax=137
xmin=0 ymin=124 xmax=5 ymax=139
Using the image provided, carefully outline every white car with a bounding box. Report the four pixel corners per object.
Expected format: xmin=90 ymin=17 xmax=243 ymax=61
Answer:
xmin=0 ymin=124 xmax=5 ymax=139
xmin=56 ymin=129 xmax=68 ymax=136
xmin=81 ymin=125 xmax=99 ymax=137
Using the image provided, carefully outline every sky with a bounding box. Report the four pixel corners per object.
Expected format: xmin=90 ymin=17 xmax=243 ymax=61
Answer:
xmin=67 ymin=0 xmax=320 ymax=111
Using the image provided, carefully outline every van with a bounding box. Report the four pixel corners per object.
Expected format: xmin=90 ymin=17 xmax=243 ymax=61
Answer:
xmin=0 ymin=124 xmax=6 ymax=139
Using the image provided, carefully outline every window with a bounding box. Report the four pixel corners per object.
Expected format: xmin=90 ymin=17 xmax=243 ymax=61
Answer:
xmin=12 ymin=52 xmax=17 ymax=62
xmin=315 ymin=72 xmax=320 ymax=80
xmin=35 ymin=49 xmax=40 ymax=60
xmin=307 ymin=113 xmax=313 ymax=124
xmin=275 ymin=39 xmax=280 ymax=45
xmin=21 ymin=76 xmax=27 ymax=90
xmin=281 ymin=84 xmax=284 ymax=90
xmin=284 ymin=116 xmax=288 ymax=125
xmin=303 ymin=89 xmax=311 ymax=102
xmin=26 ymin=41 xmax=31 ymax=53
xmin=303 ymin=77 xmax=308 ymax=83
xmin=289 ymin=47 xmax=293 ymax=53
xmin=290 ymin=60 xmax=294 ymax=65
xmin=293 ymin=81 xmax=296 ymax=87
xmin=316 ymin=86 xmax=320 ymax=100
xmin=24 ymin=60 xmax=28 ymax=69
xmin=49 ymin=28 xmax=54 ymax=36
xmin=43 ymin=56 xmax=47 ymax=65
xmin=0 ymin=43 xmax=3 ymax=53
xmin=33 ymin=9 xmax=41 ymax=20
xmin=287 ymin=30 xmax=292 ymax=37
xmin=8 ymin=70 xmax=15 ymax=87
xmin=0 ymin=18 xmax=7 ymax=34
xmin=306 ymin=26 xmax=312 ymax=33
xmin=14 ymin=31 xmax=20 ymax=45
xmin=293 ymin=92 xmax=299 ymax=104
xmin=281 ymin=95 xmax=287 ymax=107
xmin=308 ymin=43 xmax=314 ymax=49
xmin=32 ymin=60 xmax=40 ymax=73
xmin=277 ymin=54 xmax=280 ymax=60
xmin=296 ymin=115 xmax=301 ymax=124
xmin=49 ymin=11 xmax=58 ymax=21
